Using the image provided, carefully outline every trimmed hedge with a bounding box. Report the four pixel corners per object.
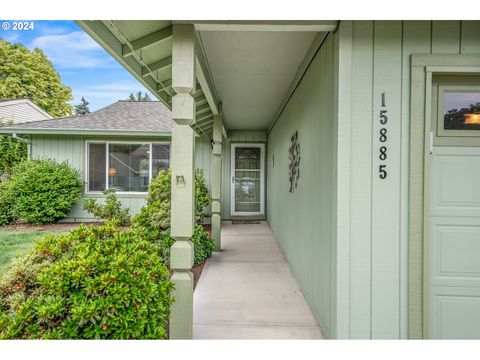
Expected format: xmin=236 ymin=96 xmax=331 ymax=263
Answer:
xmin=0 ymin=159 xmax=82 ymax=225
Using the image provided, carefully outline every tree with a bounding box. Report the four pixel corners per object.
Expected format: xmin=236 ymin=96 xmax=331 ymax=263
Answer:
xmin=128 ymin=91 xmax=152 ymax=101
xmin=0 ymin=39 xmax=73 ymax=117
xmin=74 ymin=96 xmax=90 ymax=116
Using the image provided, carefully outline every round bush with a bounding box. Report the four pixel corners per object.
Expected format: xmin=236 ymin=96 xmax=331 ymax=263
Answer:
xmin=0 ymin=223 xmax=173 ymax=339
xmin=8 ymin=159 xmax=83 ymax=224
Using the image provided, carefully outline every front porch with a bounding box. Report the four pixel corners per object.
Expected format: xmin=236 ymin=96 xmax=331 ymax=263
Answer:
xmin=193 ymin=221 xmax=323 ymax=339
xmin=77 ymin=20 xmax=341 ymax=339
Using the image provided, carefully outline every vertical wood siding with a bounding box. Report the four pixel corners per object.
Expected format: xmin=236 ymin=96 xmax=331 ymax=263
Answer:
xmin=346 ymin=20 xmax=480 ymax=339
xmin=266 ymin=33 xmax=336 ymax=338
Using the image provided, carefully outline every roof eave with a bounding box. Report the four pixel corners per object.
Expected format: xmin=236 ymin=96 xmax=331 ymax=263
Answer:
xmin=0 ymin=128 xmax=172 ymax=137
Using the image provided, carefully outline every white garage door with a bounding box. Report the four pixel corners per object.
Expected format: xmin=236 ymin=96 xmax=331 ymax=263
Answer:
xmin=427 ymin=83 xmax=480 ymax=339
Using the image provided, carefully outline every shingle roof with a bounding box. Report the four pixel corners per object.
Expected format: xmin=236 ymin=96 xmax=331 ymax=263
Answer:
xmin=0 ymin=101 xmax=175 ymax=133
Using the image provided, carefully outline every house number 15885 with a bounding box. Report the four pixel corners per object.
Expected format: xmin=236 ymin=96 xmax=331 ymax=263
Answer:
xmin=379 ymin=92 xmax=388 ymax=179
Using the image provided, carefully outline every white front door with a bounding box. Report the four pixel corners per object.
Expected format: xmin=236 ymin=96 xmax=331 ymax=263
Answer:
xmin=230 ymin=143 xmax=265 ymax=216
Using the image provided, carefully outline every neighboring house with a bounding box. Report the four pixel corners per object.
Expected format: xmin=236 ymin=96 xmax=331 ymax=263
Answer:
xmin=0 ymin=100 xmax=213 ymax=221
xmin=0 ymin=98 xmax=53 ymax=123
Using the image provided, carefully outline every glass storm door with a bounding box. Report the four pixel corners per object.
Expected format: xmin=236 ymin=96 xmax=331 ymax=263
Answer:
xmin=231 ymin=143 xmax=265 ymax=216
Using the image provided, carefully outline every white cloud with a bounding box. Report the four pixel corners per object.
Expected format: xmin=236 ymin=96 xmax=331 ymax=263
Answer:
xmin=28 ymin=31 xmax=117 ymax=69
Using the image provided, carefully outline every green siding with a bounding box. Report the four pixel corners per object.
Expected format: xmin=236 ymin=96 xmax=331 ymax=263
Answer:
xmin=343 ymin=20 xmax=480 ymax=339
xmin=266 ymin=33 xmax=336 ymax=338
xmin=30 ymin=134 xmax=213 ymax=222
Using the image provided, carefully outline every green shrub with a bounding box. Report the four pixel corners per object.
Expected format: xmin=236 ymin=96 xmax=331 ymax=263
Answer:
xmin=131 ymin=168 xmax=215 ymax=265
xmin=0 ymin=223 xmax=173 ymax=339
xmin=6 ymin=159 xmax=82 ymax=225
xmin=83 ymin=189 xmax=130 ymax=225
xmin=195 ymin=169 xmax=211 ymax=223
xmin=191 ymin=224 xmax=215 ymax=264
xmin=0 ymin=180 xmax=15 ymax=225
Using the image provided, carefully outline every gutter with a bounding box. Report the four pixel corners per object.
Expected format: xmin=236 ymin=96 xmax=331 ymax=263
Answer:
xmin=0 ymin=128 xmax=172 ymax=137
xmin=12 ymin=133 xmax=31 ymax=144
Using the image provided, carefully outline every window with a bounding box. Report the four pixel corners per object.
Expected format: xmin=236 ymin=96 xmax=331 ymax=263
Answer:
xmin=437 ymin=85 xmax=480 ymax=137
xmin=87 ymin=142 xmax=170 ymax=193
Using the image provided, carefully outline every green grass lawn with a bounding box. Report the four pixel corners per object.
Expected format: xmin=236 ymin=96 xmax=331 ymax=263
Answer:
xmin=0 ymin=231 xmax=49 ymax=273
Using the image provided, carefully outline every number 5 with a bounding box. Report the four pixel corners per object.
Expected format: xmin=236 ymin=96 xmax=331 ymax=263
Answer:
xmin=379 ymin=165 xmax=387 ymax=179
xmin=380 ymin=110 xmax=388 ymax=124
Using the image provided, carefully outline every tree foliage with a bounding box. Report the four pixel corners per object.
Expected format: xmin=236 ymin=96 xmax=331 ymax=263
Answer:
xmin=127 ymin=91 xmax=151 ymax=101
xmin=74 ymin=96 xmax=90 ymax=116
xmin=444 ymin=102 xmax=480 ymax=130
xmin=0 ymin=39 xmax=73 ymax=117
xmin=0 ymin=119 xmax=27 ymax=177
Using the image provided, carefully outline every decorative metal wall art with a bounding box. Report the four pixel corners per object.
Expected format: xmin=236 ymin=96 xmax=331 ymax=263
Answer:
xmin=288 ymin=130 xmax=301 ymax=192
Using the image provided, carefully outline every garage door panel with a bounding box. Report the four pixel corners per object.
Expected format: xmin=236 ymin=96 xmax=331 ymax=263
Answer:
xmin=429 ymin=291 xmax=480 ymax=339
xmin=431 ymin=149 xmax=480 ymax=217
xmin=430 ymin=221 xmax=480 ymax=283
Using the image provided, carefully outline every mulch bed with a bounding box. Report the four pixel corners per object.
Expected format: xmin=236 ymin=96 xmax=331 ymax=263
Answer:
xmin=192 ymin=260 xmax=206 ymax=290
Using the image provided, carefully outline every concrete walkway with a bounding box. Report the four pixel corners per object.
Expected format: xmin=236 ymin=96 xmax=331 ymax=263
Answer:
xmin=193 ymin=221 xmax=324 ymax=339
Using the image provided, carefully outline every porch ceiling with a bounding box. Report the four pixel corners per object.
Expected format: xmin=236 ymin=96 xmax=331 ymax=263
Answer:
xmin=76 ymin=20 xmax=336 ymax=135
xmin=198 ymin=31 xmax=318 ymax=130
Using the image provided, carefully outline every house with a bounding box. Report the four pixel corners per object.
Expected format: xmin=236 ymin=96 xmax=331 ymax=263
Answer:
xmin=6 ymin=20 xmax=480 ymax=340
xmin=75 ymin=20 xmax=480 ymax=340
xmin=0 ymin=100 xmax=213 ymax=221
xmin=0 ymin=98 xmax=53 ymax=124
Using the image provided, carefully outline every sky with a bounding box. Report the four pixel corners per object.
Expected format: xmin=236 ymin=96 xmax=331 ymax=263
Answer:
xmin=0 ymin=20 xmax=154 ymax=112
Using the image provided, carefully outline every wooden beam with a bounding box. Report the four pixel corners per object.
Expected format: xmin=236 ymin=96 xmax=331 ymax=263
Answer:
xmin=75 ymin=20 xmax=171 ymax=108
xmin=123 ymin=25 xmax=173 ymax=57
xmin=157 ymin=78 xmax=173 ymax=92
xmin=195 ymin=34 xmax=219 ymax=115
xmin=195 ymin=103 xmax=210 ymax=115
xmin=142 ymin=56 xmax=172 ymax=77
xmin=175 ymin=20 xmax=338 ymax=32
xmin=198 ymin=123 xmax=213 ymax=131
xmin=196 ymin=112 xmax=213 ymax=122
xmin=196 ymin=119 xmax=213 ymax=128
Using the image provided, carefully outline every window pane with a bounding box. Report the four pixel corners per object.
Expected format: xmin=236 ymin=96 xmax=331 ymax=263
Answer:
xmin=152 ymin=144 xmax=170 ymax=177
xmin=108 ymin=143 xmax=149 ymax=192
xmin=444 ymin=91 xmax=480 ymax=130
xmin=88 ymin=143 xmax=106 ymax=192
xmin=235 ymin=147 xmax=260 ymax=170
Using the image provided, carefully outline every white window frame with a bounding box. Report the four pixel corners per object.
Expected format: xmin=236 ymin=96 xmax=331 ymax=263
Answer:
xmin=85 ymin=140 xmax=170 ymax=195
xmin=230 ymin=143 xmax=265 ymax=216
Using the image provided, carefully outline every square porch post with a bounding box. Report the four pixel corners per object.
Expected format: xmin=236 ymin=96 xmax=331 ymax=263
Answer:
xmin=211 ymin=112 xmax=223 ymax=250
xmin=169 ymin=24 xmax=196 ymax=339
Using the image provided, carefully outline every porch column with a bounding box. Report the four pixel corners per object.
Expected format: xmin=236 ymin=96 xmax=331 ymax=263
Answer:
xmin=169 ymin=24 xmax=196 ymax=339
xmin=211 ymin=112 xmax=223 ymax=250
